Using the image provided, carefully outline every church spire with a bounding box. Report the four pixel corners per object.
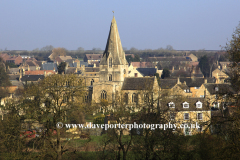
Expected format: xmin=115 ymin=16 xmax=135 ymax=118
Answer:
xmin=100 ymin=16 xmax=127 ymax=65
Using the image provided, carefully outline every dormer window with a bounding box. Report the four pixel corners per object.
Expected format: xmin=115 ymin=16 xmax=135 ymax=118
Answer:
xmin=196 ymin=101 xmax=202 ymax=108
xmin=183 ymin=102 xmax=189 ymax=108
xmin=215 ymin=87 xmax=219 ymax=91
xmin=168 ymin=102 xmax=175 ymax=108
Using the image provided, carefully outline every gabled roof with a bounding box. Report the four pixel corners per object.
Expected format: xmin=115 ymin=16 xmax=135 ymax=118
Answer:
xmin=179 ymin=78 xmax=216 ymax=87
xmin=122 ymin=77 xmax=155 ymax=90
xmin=85 ymin=67 xmax=99 ymax=72
xmin=159 ymin=79 xmax=178 ymax=89
xmin=136 ymin=68 xmax=157 ymax=77
xmin=25 ymin=60 xmax=38 ymax=66
xmin=41 ymin=63 xmax=58 ymax=71
xmin=9 ymin=75 xmax=19 ymax=81
xmin=203 ymin=83 xmax=235 ymax=94
xmin=85 ymin=54 xmax=102 ymax=60
xmin=100 ymin=16 xmax=128 ymax=66
xmin=65 ymin=67 xmax=77 ymax=74
xmin=21 ymin=75 xmax=45 ymax=81
xmin=25 ymin=70 xmax=56 ymax=75
xmin=149 ymin=56 xmax=190 ymax=62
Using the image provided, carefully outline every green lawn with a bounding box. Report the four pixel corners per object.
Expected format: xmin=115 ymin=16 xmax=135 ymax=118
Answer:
xmin=85 ymin=113 xmax=104 ymax=122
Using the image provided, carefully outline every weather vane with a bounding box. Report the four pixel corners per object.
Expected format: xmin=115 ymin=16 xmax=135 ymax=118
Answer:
xmin=112 ymin=11 xmax=114 ymax=16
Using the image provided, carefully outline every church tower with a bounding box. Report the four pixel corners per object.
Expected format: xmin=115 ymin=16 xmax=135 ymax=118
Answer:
xmin=99 ymin=16 xmax=128 ymax=82
xmin=92 ymin=16 xmax=128 ymax=104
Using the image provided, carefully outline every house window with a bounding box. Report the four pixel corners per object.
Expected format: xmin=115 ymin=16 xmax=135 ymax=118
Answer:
xmin=196 ymin=101 xmax=202 ymax=108
xmin=101 ymin=90 xmax=107 ymax=100
xmin=197 ymin=113 xmax=203 ymax=120
xmin=195 ymin=87 xmax=200 ymax=89
xmin=184 ymin=113 xmax=189 ymax=120
xmin=185 ymin=127 xmax=191 ymax=136
xmin=135 ymin=73 xmax=138 ymax=77
xmin=109 ymin=58 xmax=112 ymax=68
xmin=213 ymin=102 xmax=219 ymax=108
xmin=215 ymin=87 xmax=219 ymax=91
xmin=132 ymin=93 xmax=138 ymax=103
xmin=198 ymin=125 xmax=203 ymax=132
xmin=123 ymin=69 xmax=126 ymax=74
xmin=109 ymin=74 xmax=112 ymax=81
xmin=170 ymin=112 xmax=175 ymax=120
xmin=168 ymin=102 xmax=175 ymax=108
xmin=183 ymin=102 xmax=189 ymax=108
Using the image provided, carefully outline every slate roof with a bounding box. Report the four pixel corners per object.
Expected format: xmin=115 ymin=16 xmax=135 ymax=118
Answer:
xmin=149 ymin=56 xmax=190 ymax=62
xmin=11 ymin=81 xmax=24 ymax=88
xmin=35 ymin=61 xmax=43 ymax=67
xmin=80 ymin=61 xmax=88 ymax=67
xmin=9 ymin=75 xmax=19 ymax=81
xmin=85 ymin=67 xmax=99 ymax=72
xmin=136 ymin=68 xmax=157 ymax=77
xmin=21 ymin=75 xmax=45 ymax=81
xmin=25 ymin=61 xmax=37 ymax=66
xmin=203 ymin=83 xmax=235 ymax=94
xmin=179 ymin=78 xmax=216 ymax=87
xmin=161 ymin=98 xmax=209 ymax=111
xmin=65 ymin=67 xmax=77 ymax=74
xmin=85 ymin=54 xmax=103 ymax=60
xmin=41 ymin=63 xmax=58 ymax=71
xmin=8 ymin=68 xmax=19 ymax=74
xmin=159 ymin=79 xmax=178 ymax=89
xmin=122 ymin=77 xmax=155 ymax=90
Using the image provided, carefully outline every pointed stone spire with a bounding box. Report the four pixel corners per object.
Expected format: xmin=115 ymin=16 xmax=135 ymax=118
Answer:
xmin=100 ymin=16 xmax=127 ymax=65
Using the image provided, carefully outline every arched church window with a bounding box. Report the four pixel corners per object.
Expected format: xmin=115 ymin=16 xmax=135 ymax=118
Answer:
xmin=124 ymin=93 xmax=128 ymax=104
xmin=109 ymin=58 xmax=112 ymax=68
xmin=109 ymin=74 xmax=112 ymax=81
xmin=91 ymin=79 xmax=94 ymax=86
xmin=101 ymin=90 xmax=107 ymax=100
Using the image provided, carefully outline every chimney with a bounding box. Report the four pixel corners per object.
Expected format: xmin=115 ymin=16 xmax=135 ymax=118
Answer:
xmin=177 ymin=77 xmax=181 ymax=84
xmin=44 ymin=71 xmax=46 ymax=77
xmin=204 ymin=78 xmax=207 ymax=84
xmin=19 ymin=69 xmax=22 ymax=82
xmin=75 ymin=68 xmax=78 ymax=73
xmin=93 ymin=63 xmax=96 ymax=68
xmin=172 ymin=66 xmax=174 ymax=73
xmin=192 ymin=67 xmax=195 ymax=74
xmin=23 ymin=69 xmax=25 ymax=76
xmin=184 ymin=67 xmax=186 ymax=71
xmin=82 ymin=65 xmax=85 ymax=72
xmin=216 ymin=73 xmax=219 ymax=84
xmin=184 ymin=81 xmax=186 ymax=85
xmin=28 ymin=65 xmax=30 ymax=71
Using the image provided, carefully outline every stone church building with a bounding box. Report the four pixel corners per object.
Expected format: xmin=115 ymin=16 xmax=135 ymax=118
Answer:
xmin=91 ymin=16 xmax=159 ymax=107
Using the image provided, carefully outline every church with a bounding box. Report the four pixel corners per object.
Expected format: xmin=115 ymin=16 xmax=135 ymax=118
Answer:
xmin=91 ymin=16 xmax=159 ymax=108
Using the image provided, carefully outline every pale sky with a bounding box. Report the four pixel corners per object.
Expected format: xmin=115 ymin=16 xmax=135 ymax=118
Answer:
xmin=0 ymin=0 xmax=239 ymax=51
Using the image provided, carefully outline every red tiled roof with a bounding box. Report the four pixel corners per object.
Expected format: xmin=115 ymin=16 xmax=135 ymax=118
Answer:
xmin=25 ymin=70 xmax=56 ymax=75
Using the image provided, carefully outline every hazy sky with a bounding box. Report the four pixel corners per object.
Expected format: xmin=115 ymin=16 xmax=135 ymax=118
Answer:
xmin=0 ymin=0 xmax=239 ymax=51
